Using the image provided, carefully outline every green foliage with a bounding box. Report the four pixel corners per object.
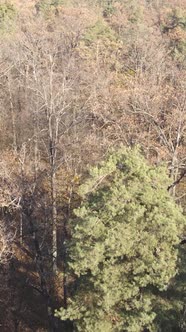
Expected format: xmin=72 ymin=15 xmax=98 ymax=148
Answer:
xmin=174 ymin=40 xmax=186 ymax=63
xmin=0 ymin=2 xmax=16 ymax=33
xmin=99 ymin=0 xmax=117 ymax=17
xmin=36 ymin=0 xmax=64 ymax=15
xmin=121 ymin=0 xmax=144 ymax=24
xmin=163 ymin=8 xmax=186 ymax=63
xmin=79 ymin=18 xmax=121 ymax=71
xmin=83 ymin=19 xmax=116 ymax=45
xmin=168 ymin=8 xmax=186 ymax=30
xmin=56 ymin=146 xmax=186 ymax=332
xmin=153 ymin=246 xmax=186 ymax=332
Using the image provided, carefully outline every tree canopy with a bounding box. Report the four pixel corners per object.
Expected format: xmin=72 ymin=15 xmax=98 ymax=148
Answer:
xmin=56 ymin=146 xmax=186 ymax=332
xmin=0 ymin=0 xmax=185 ymax=330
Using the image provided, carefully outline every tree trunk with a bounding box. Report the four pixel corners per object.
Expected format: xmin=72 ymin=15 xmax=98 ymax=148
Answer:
xmin=51 ymin=168 xmax=57 ymax=274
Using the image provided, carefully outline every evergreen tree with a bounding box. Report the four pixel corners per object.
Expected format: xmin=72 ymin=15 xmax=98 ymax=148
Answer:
xmin=56 ymin=146 xmax=185 ymax=332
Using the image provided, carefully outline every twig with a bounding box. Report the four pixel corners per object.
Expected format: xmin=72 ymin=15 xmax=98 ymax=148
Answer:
xmin=167 ymin=169 xmax=186 ymax=191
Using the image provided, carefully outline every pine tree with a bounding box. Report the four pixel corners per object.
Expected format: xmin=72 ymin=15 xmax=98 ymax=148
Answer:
xmin=56 ymin=146 xmax=185 ymax=332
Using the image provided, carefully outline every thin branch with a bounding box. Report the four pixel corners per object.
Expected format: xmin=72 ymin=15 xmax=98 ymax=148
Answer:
xmin=168 ymin=169 xmax=186 ymax=192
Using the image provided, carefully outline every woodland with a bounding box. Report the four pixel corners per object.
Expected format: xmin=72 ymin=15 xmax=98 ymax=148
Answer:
xmin=0 ymin=0 xmax=186 ymax=331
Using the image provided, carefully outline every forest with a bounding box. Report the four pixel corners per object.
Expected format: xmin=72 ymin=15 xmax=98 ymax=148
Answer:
xmin=0 ymin=0 xmax=186 ymax=331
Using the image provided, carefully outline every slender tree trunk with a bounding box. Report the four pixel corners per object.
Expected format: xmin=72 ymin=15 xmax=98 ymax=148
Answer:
xmin=48 ymin=56 xmax=58 ymax=274
xmin=170 ymin=154 xmax=178 ymax=196
xmin=63 ymin=184 xmax=73 ymax=309
xmin=7 ymin=75 xmax=17 ymax=154
xmin=51 ymin=167 xmax=58 ymax=274
xmin=25 ymin=210 xmax=57 ymax=332
xmin=48 ymin=113 xmax=58 ymax=273
xmin=19 ymin=144 xmax=26 ymax=244
xmin=19 ymin=210 xmax=23 ymax=244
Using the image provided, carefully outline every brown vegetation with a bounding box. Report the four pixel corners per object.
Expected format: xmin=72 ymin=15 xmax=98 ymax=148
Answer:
xmin=0 ymin=0 xmax=185 ymax=331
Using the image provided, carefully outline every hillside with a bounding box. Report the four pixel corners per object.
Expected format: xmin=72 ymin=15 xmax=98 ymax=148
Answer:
xmin=0 ymin=0 xmax=186 ymax=331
